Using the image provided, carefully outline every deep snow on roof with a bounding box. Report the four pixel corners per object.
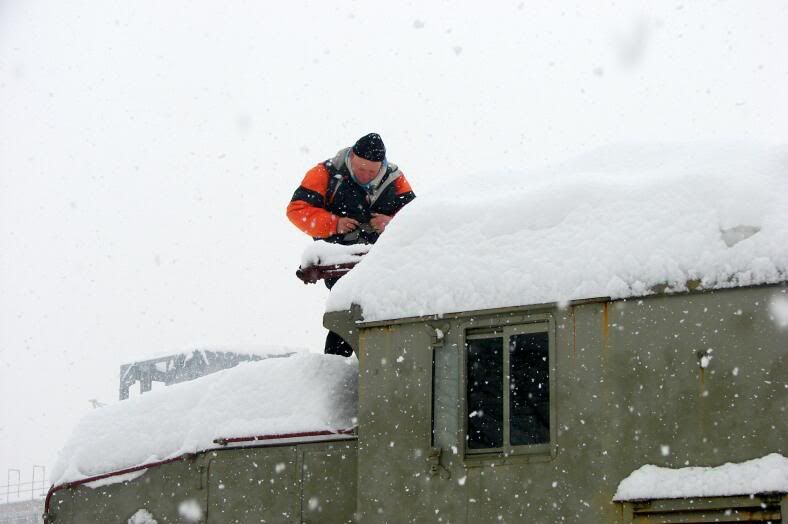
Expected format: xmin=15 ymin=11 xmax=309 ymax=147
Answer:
xmin=614 ymin=453 xmax=788 ymax=501
xmin=327 ymin=142 xmax=788 ymax=321
xmin=51 ymin=353 xmax=358 ymax=485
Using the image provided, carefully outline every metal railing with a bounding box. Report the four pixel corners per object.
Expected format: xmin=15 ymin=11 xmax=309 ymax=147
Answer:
xmin=0 ymin=467 xmax=48 ymax=504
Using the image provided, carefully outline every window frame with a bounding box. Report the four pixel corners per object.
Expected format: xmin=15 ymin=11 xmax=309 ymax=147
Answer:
xmin=460 ymin=314 xmax=556 ymax=463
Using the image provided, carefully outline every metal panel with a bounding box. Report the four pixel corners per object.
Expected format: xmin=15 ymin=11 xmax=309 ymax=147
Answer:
xmin=207 ymin=448 xmax=298 ymax=523
xmin=356 ymin=323 xmax=466 ymax=523
xmin=353 ymin=284 xmax=787 ymax=523
xmin=47 ymin=457 xmax=204 ymax=523
xmin=300 ymin=448 xmax=357 ymax=523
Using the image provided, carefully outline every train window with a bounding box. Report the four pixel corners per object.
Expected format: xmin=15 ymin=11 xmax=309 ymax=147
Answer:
xmin=467 ymin=335 xmax=504 ymax=449
xmin=509 ymin=332 xmax=550 ymax=446
xmin=464 ymin=323 xmax=551 ymax=456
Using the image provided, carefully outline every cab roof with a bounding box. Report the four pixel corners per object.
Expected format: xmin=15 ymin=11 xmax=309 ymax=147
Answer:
xmin=327 ymin=141 xmax=788 ymax=321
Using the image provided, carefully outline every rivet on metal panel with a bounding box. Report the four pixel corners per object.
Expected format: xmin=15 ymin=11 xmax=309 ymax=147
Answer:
xmin=426 ymin=323 xmax=449 ymax=349
xmin=697 ymin=349 xmax=713 ymax=388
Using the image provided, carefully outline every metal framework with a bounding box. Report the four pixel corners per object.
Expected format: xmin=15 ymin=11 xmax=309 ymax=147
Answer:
xmin=118 ymin=349 xmax=293 ymax=400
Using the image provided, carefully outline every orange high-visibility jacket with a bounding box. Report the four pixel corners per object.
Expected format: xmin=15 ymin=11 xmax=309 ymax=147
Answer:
xmin=287 ymin=148 xmax=415 ymax=244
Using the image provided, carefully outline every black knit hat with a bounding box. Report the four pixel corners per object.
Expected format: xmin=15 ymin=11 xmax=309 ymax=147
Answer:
xmin=352 ymin=133 xmax=386 ymax=162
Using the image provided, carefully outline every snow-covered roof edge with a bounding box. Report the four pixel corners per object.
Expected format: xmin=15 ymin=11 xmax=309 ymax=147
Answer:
xmin=51 ymin=354 xmax=358 ymax=486
xmin=301 ymin=241 xmax=371 ymax=268
xmin=326 ymin=141 xmax=788 ymax=322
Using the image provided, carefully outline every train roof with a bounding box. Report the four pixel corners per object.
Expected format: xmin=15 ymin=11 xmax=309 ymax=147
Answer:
xmin=51 ymin=353 xmax=358 ymax=486
xmin=327 ymin=141 xmax=788 ymax=321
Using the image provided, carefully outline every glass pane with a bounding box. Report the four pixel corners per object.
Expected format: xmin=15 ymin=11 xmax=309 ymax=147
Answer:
xmin=510 ymin=332 xmax=550 ymax=446
xmin=466 ymin=337 xmax=503 ymax=449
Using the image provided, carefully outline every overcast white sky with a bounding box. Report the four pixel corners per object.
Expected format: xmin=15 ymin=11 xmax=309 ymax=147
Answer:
xmin=1 ymin=0 xmax=787 ymax=487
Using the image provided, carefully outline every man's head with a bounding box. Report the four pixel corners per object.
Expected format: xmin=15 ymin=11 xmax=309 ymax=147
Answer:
xmin=350 ymin=133 xmax=386 ymax=185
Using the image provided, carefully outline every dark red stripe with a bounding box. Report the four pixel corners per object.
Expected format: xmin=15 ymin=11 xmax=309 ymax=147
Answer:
xmin=214 ymin=428 xmax=356 ymax=445
xmin=44 ymin=453 xmax=195 ymax=523
xmin=297 ymin=263 xmax=358 ymax=284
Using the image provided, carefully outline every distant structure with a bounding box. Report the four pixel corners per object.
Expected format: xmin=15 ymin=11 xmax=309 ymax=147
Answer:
xmin=0 ymin=500 xmax=42 ymax=524
xmin=119 ymin=349 xmax=293 ymax=400
xmin=0 ymin=466 xmax=47 ymax=524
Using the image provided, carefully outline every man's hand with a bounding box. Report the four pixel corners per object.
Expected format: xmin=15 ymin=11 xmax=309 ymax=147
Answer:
xmin=370 ymin=213 xmax=392 ymax=233
xmin=336 ymin=217 xmax=360 ymax=234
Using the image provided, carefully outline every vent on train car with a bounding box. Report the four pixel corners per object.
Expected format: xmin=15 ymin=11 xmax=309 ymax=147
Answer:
xmin=620 ymin=494 xmax=786 ymax=523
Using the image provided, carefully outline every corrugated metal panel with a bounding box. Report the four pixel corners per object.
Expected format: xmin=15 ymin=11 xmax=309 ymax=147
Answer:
xmin=622 ymin=494 xmax=785 ymax=523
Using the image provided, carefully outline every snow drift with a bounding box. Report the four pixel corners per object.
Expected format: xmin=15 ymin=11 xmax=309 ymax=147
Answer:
xmin=327 ymin=141 xmax=788 ymax=321
xmin=51 ymin=353 xmax=358 ymax=486
xmin=614 ymin=453 xmax=788 ymax=500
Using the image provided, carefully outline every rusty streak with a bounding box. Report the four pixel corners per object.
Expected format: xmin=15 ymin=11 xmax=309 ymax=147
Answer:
xmin=602 ymin=302 xmax=610 ymax=354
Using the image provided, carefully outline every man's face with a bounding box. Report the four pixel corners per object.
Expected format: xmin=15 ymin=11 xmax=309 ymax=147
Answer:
xmin=349 ymin=153 xmax=382 ymax=185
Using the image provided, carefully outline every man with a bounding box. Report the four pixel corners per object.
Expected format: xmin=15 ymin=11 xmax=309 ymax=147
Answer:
xmin=287 ymin=133 xmax=416 ymax=356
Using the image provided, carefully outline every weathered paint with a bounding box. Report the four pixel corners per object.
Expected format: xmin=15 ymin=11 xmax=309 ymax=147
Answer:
xmin=47 ymin=439 xmax=357 ymax=523
xmin=348 ymin=284 xmax=787 ymax=523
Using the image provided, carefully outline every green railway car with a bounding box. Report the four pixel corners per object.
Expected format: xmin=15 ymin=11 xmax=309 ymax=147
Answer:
xmin=325 ymin=283 xmax=787 ymax=523
xmin=46 ymin=144 xmax=788 ymax=522
xmin=46 ymin=283 xmax=787 ymax=523
xmin=47 ymin=437 xmax=358 ymax=523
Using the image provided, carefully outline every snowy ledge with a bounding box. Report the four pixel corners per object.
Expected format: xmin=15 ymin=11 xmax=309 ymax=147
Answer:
xmin=51 ymin=354 xmax=358 ymax=486
xmin=614 ymin=453 xmax=788 ymax=501
xmin=326 ymin=142 xmax=788 ymax=321
xmin=301 ymin=241 xmax=371 ymax=268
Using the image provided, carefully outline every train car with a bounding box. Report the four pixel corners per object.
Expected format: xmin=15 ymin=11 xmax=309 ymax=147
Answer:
xmin=46 ymin=354 xmax=360 ymax=523
xmin=47 ymin=143 xmax=788 ymax=522
xmin=325 ymin=283 xmax=787 ymax=523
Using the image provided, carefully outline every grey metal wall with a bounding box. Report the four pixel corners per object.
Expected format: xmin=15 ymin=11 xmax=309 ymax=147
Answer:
xmin=353 ymin=285 xmax=787 ymax=523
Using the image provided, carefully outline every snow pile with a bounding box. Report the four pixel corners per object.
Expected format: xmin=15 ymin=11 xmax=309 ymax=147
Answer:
xmin=301 ymin=241 xmax=371 ymax=268
xmin=327 ymin=142 xmax=788 ymax=321
xmin=614 ymin=453 xmax=788 ymax=501
xmin=128 ymin=509 xmax=157 ymax=524
xmin=51 ymin=354 xmax=358 ymax=486
xmin=178 ymin=499 xmax=203 ymax=522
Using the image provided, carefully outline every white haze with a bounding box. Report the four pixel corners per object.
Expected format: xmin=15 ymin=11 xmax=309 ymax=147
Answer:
xmin=1 ymin=0 xmax=787 ymax=486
